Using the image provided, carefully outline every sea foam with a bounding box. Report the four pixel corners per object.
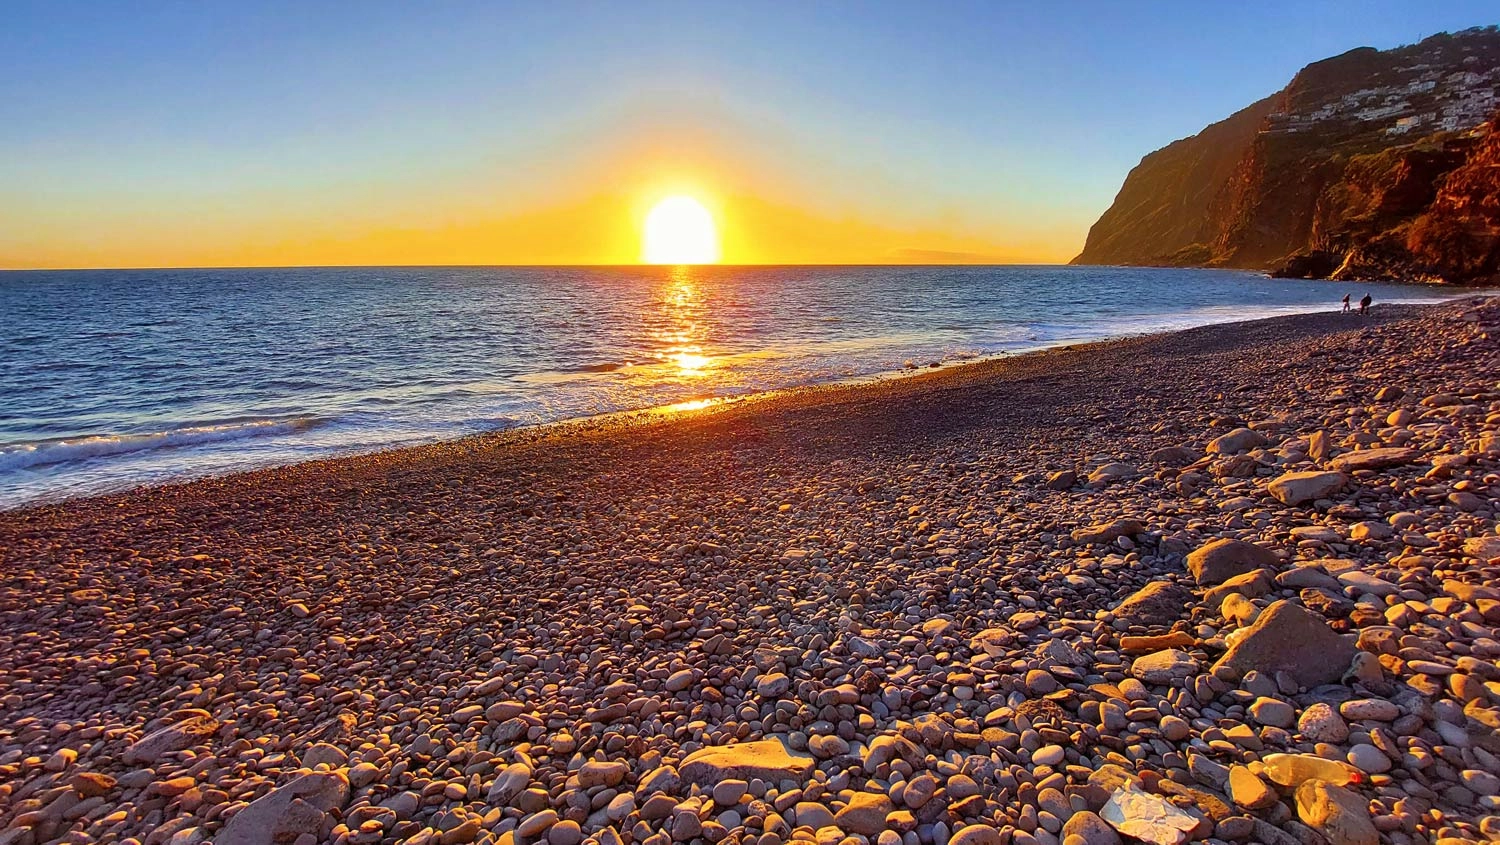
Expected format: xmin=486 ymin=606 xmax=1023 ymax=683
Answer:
xmin=0 ymin=418 xmax=317 ymax=472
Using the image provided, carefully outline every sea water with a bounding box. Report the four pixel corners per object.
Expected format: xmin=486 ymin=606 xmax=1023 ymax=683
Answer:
xmin=0 ymin=265 xmax=1473 ymax=507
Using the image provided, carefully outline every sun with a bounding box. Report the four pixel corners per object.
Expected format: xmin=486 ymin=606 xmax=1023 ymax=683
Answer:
xmin=642 ymin=195 xmax=720 ymax=265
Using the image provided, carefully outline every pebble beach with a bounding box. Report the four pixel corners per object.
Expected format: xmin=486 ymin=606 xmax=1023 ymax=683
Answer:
xmin=4 ymin=298 xmax=1500 ymax=845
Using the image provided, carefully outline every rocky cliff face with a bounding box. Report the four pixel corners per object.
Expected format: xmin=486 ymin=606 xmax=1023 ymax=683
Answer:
xmin=1318 ymin=115 xmax=1500 ymax=282
xmin=1073 ymin=27 xmax=1500 ymax=283
xmin=1069 ymin=96 xmax=1274 ymax=267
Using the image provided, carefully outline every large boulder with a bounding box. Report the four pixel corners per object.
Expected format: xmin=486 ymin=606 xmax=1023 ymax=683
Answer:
xmin=1186 ymin=539 xmax=1277 ymax=585
xmin=1203 ymin=569 xmax=1274 ymax=605
xmin=1463 ymin=537 xmax=1500 ymax=561
xmin=1277 ymin=565 xmax=1343 ymax=591
xmin=680 ymin=738 xmax=814 ymax=786
xmin=1110 ymin=581 xmax=1194 ymax=631
xmin=123 ymin=711 xmax=222 ymax=765
xmin=1061 ymin=811 xmax=1123 ymax=845
xmin=1072 ymin=519 xmax=1145 ymax=545
xmin=1035 ymin=638 xmax=1088 ymax=667
xmin=1088 ymin=463 xmax=1138 ymax=486
xmin=217 ymin=771 xmax=350 ymax=845
xmin=487 ymin=762 xmax=533 ymax=804
xmin=1045 ymin=470 xmax=1078 ymax=490
xmin=1100 ymin=784 xmax=1199 ymax=845
xmin=833 ymin=792 xmax=894 ymax=836
xmin=1295 ymin=780 xmax=1377 ymax=845
xmin=1212 ymin=600 xmax=1357 ymax=687
xmin=969 ymin=628 xmax=1014 ymax=658
xmin=949 ymin=826 xmax=1003 ymax=845
xmin=1207 ymin=428 xmax=1267 ymax=455
xmin=299 ymin=743 xmax=347 ymax=769
xmin=1308 ymin=431 xmax=1331 ymax=462
xmin=1129 ymin=649 xmax=1200 ymax=684
xmin=1268 ymin=471 xmax=1347 ymax=506
xmin=1148 ymin=446 xmax=1200 ymax=467
xmin=1328 ymin=447 xmax=1421 ymax=473
xmin=1228 ymin=766 xmax=1279 ymax=810
xmin=1444 ymin=579 xmax=1499 ymax=602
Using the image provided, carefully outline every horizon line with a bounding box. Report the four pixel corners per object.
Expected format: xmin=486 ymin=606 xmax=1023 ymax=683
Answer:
xmin=0 ymin=261 xmax=1081 ymax=273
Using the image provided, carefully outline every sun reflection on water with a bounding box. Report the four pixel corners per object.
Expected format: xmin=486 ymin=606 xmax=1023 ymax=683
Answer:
xmin=669 ymin=351 xmax=712 ymax=372
xmin=651 ymin=266 xmax=717 ymax=380
xmin=661 ymin=397 xmax=720 ymax=413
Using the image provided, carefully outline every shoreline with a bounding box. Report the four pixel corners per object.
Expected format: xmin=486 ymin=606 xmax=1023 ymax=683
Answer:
xmin=0 ymin=294 xmax=1477 ymax=515
xmin=3 ymin=297 xmax=1500 ymax=844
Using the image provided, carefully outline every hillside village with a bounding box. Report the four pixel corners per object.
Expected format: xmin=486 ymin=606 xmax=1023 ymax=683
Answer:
xmin=1262 ymin=27 xmax=1499 ymax=139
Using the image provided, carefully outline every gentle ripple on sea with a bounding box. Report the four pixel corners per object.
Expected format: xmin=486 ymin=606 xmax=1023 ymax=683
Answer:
xmin=0 ymin=264 xmax=1472 ymax=506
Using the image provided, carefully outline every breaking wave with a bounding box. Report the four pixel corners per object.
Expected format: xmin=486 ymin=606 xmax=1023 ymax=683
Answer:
xmin=0 ymin=418 xmax=320 ymax=472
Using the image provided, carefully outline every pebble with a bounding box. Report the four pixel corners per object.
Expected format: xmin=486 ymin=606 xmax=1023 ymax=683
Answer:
xmin=1249 ymin=697 xmax=1296 ymax=728
xmin=1032 ymin=745 xmax=1066 ymax=767
xmin=549 ymin=821 xmax=583 ymax=845
xmin=519 ymin=810 xmax=560 ymax=837
xmin=712 ymin=779 xmax=748 ymax=806
xmin=1129 ymin=649 xmax=1199 ymax=683
xmin=1340 ymin=699 xmax=1400 ymax=722
xmin=1348 ymin=744 xmax=1394 ymax=775
xmin=1228 ymin=766 xmax=1278 ymax=810
xmin=1298 ymin=702 xmax=1350 ymax=743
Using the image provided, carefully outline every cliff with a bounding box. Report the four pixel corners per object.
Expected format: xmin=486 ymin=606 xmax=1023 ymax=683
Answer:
xmin=1311 ymin=113 xmax=1500 ymax=282
xmin=1070 ymin=96 xmax=1274 ymax=267
xmin=1073 ymin=27 xmax=1500 ymax=283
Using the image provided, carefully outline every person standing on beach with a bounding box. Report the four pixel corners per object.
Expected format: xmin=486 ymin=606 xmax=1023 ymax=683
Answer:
xmin=1360 ymin=293 xmax=1372 ymax=315
xmin=1342 ymin=293 xmax=1351 ymax=312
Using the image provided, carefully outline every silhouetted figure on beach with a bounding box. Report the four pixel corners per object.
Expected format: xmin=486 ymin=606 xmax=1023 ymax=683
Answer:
xmin=1360 ymin=293 xmax=1372 ymax=315
xmin=1342 ymin=294 xmax=1351 ymax=312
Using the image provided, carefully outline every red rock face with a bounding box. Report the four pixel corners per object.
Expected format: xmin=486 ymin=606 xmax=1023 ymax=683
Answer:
xmin=1405 ymin=119 xmax=1500 ymax=281
xmin=1209 ymin=131 xmax=1348 ymax=268
xmin=1074 ymin=28 xmax=1500 ymax=280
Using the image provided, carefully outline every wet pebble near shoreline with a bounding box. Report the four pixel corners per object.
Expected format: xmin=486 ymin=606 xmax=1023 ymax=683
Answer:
xmin=2 ymin=299 xmax=1500 ymax=845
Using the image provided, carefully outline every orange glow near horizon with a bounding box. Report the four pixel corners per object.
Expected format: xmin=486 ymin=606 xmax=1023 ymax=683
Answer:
xmin=0 ymin=131 xmax=1078 ymax=269
xmin=0 ymin=46 xmax=1094 ymax=271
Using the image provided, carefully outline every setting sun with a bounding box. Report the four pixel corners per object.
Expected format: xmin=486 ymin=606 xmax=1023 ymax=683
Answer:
xmin=642 ymin=196 xmax=720 ymax=265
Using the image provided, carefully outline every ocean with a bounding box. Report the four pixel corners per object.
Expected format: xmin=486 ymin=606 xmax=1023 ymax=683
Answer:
xmin=0 ymin=265 xmax=1473 ymax=508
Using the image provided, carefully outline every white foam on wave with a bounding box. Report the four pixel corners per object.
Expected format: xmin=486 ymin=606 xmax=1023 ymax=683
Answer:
xmin=0 ymin=418 xmax=318 ymax=473
xmin=1012 ymin=295 xmax=1469 ymax=353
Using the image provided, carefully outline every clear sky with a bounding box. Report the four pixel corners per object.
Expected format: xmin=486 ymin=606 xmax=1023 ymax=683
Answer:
xmin=2 ymin=1 xmax=1494 ymax=268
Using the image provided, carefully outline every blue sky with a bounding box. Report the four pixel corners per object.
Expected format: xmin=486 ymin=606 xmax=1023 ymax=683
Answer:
xmin=1 ymin=1 xmax=1495 ymax=266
